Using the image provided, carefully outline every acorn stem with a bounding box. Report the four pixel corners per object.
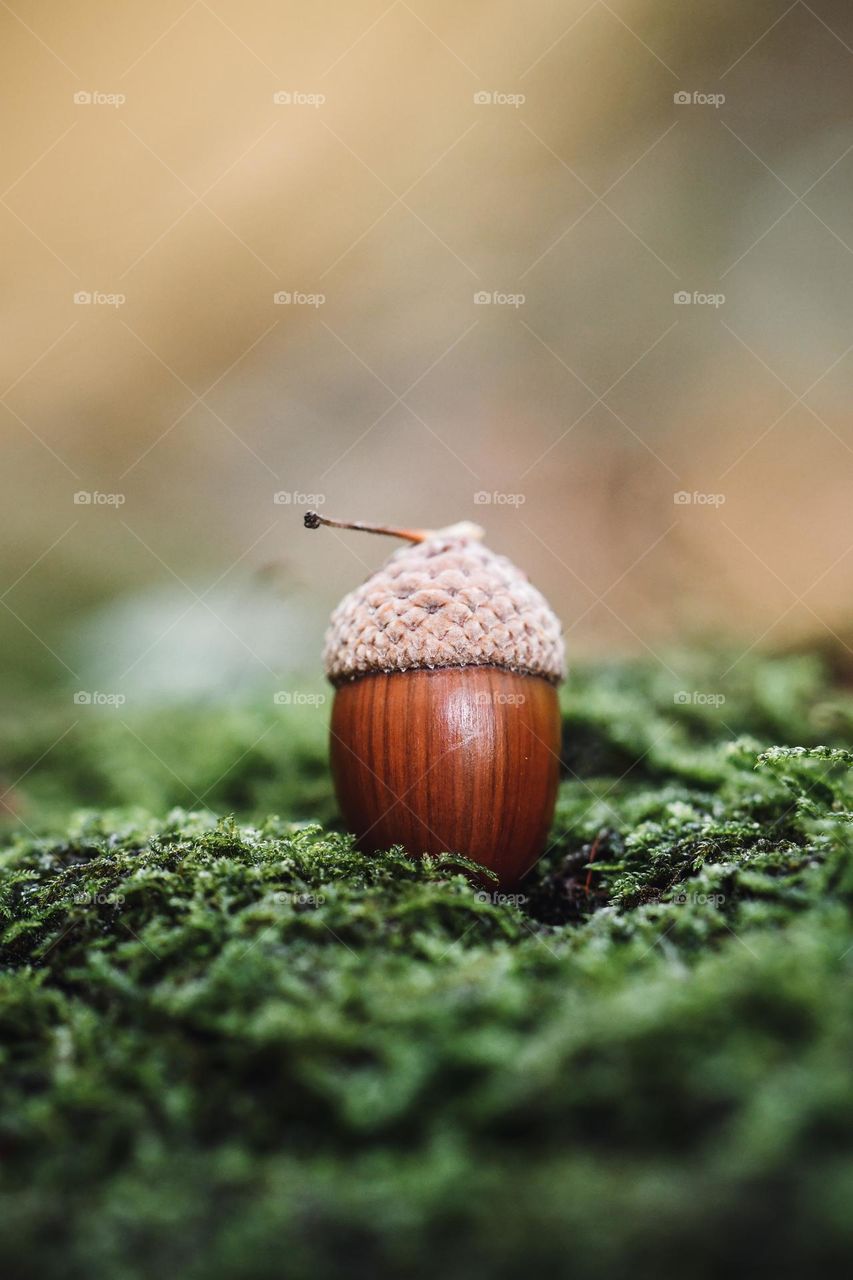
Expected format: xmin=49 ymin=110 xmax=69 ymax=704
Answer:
xmin=304 ymin=512 xmax=485 ymax=544
xmin=303 ymin=512 xmax=431 ymax=544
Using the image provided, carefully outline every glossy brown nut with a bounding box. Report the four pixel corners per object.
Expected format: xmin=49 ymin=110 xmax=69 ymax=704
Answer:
xmin=330 ymin=665 xmax=561 ymax=887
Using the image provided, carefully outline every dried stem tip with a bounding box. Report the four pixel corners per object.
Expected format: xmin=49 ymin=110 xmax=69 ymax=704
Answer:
xmin=303 ymin=512 xmax=483 ymax=545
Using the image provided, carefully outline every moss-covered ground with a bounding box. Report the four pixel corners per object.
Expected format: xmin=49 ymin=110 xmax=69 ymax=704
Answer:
xmin=2 ymin=651 xmax=853 ymax=1278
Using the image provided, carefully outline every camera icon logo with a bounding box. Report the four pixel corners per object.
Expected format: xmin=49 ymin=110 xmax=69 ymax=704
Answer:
xmin=274 ymin=691 xmax=292 ymax=705
xmin=673 ymin=491 xmax=692 ymax=505
xmin=273 ymin=291 xmax=292 ymax=304
xmin=673 ymin=291 xmax=692 ymax=305
xmin=73 ymin=691 xmax=93 ymax=704
xmin=74 ymin=291 xmax=92 ymax=305
xmin=673 ymin=690 xmax=690 ymax=704
xmin=673 ymin=91 xmax=691 ymax=105
xmin=73 ymin=491 xmax=92 ymax=504
xmin=473 ymin=91 xmax=492 ymax=105
xmin=473 ymin=291 xmax=492 ymax=305
xmin=273 ymin=91 xmax=292 ymax=104
xmin=73 ymin=90 xmax=93 ymax=105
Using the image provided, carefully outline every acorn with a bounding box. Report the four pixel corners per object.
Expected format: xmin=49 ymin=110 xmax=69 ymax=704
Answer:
xmin=305 ymin=512 xmax=565 ymax=886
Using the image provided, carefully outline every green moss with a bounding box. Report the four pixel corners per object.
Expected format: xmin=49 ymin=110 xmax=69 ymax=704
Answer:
xmin=2 ymin=650 xmax=853 ymax=1278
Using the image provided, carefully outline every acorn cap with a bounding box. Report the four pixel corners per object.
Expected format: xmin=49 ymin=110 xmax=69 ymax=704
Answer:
xmin=323 ymin=524 xmax=565 ymax=685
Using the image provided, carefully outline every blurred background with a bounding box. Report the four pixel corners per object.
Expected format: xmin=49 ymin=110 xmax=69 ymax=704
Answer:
xmin=2 ymin=0 xmax=853 ymax=713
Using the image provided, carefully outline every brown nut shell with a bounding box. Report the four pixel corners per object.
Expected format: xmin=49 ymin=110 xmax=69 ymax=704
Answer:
xmin=330 ymin=665 xmax=561 ymax=886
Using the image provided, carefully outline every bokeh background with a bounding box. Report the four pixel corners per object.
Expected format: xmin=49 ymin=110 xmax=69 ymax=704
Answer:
xmin=3 ymin=0 xmax=853 ymax=710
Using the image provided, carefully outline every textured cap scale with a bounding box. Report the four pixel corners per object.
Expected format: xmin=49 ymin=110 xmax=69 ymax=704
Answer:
xmin=323 ymin=526 xmax=565 ymax=685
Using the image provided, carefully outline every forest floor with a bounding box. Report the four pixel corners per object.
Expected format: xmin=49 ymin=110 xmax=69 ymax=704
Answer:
xmin=2 ymin=650 xmax=853 ymax=1278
